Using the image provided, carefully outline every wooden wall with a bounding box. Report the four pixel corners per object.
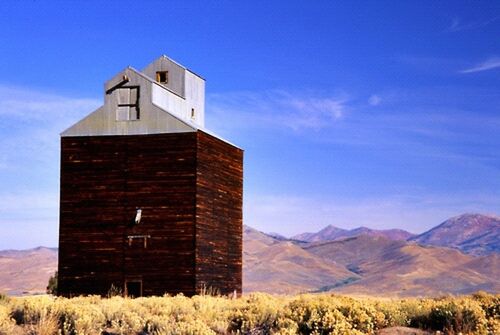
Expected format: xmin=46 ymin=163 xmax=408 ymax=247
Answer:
xmin=195 ymin=131 xmax=243 ymax=295
xmin=59 ymin=131 xmax=243 ymax=297
xmin=59 ymin=132 xmax=198 ymax=296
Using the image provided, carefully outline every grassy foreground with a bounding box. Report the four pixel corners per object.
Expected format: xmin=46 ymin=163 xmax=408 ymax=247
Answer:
xmin=0 ymin=292 xmax=498 ymax=335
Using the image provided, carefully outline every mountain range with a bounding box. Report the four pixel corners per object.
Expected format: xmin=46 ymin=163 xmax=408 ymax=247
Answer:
xmin=293 ymin=225 xmax=415 ymax=243
xmin=302 ymin=235 xmax=499 ymax=296
xmin=243 ymin=226 xmax=360 ymax=294
xmin=1 ymin=213 xmax=498 ymax=296
xmin=291 ymin=213 xmax=499 ymax=256
xmin=247 ymin=213 xmax=499 ymax=296
xmin=410 ymin=213 xmax=500 ymax=256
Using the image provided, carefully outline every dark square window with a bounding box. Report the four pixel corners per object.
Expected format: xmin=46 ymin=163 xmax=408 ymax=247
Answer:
xmin=156 ymin=71 xmax=168 ymax=84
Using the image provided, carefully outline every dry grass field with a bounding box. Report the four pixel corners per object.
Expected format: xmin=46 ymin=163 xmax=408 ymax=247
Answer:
xmin=0 ymin=291 xmax=498 ymax=335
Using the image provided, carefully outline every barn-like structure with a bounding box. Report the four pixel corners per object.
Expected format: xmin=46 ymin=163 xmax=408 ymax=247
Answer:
xmin=58 ymin=56 xmax=243 ymax=297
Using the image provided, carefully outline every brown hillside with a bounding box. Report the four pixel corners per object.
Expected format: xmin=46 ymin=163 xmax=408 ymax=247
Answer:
xmin=293 ymin=225 xmax=414 ymax=242
xmin=0 ymin=247 xmax=57 ymax=295
xmin=411 ymin=213 xmax=500 ymax=256
xmin=1 ymin=221 xmax=498 ymax=297
xmin=306 ymin=235 xmax=500 ymax=296
xmin=243 ymin=226 xmax=358 ymax=294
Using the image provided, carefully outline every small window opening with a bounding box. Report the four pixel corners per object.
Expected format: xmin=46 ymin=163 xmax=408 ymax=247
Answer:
xmin=191 ymin=108 xmax=195 ymax=119
xmin=156 ymin=71 xmax=168 ymax=84
xmin=125 ymin=280 xmax=142 ymax=298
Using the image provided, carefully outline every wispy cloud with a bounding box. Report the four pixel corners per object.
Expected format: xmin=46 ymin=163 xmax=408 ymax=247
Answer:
xmin=446 ymin=16 xmax=499 ymax=32
xmin=208 ymin=90 xmax=348 ymax=133
xmin=2 ymin=84 xmax=500 ymax=247
xmin=0 ymin=85 xmax=100 ymax=248
xmin=0 ymin=85 xmax=99 ymax=168
xmin=0 ymin=86 xmax=98 ymax=121
xmin=368 ymin=94 xmax=381 ymax=106
xmin=230 ymin=86 xmax=500 ymax=237
xmin=460 ymin=57 xmax=500 ymax=73
xmin=209 ymin=87 xmax=500 ymax=147
xmin=396 ymin=55 xmax=465 ymax=76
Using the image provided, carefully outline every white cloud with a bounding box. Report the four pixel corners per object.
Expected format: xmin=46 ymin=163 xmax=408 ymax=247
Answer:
xmin=460 ymin=57 xmax=500 ymax=73
xmin=0 ymin=86 xmax=98 ymax=121
xmin=448 ymin=17 xmax=461 ymax=32
xmin=0 ymin=85 xmax=100 ymax=248
xmin=446 ymin=16 xmax=499 ymax=32
xmin=368 ymin=94 xmax=381 ymax=106
xmin=0 ymin=85 xmax=100 ymax=168
xmin=207 ymin=90 xmax=348 ymax=133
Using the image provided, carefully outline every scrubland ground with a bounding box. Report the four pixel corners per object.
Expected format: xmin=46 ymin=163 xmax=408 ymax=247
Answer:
xmin=0 ymin=292 xmax=498 ymax=335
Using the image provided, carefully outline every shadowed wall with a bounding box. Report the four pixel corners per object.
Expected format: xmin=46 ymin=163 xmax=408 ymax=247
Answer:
xmin=58 ymin=131 xmax=242 ymax=297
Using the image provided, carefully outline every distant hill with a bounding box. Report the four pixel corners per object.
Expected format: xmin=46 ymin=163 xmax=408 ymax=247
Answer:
xmin=265 ymin=232 xmax=289 ymax=241
xmin=1 ymin=213 xmax=499 ymax=297
xmin=304 ymin=235 xmax=500 ymax=296
xmin=293 ymin=225 xmax=346 ymax=242
xmin=410 ymin=213 xmax=500 ymax=256
xmin=243 ymin=224 xmax=499 ymax=296
xmin=0 ymin=247 xmax=57 ymax=295
xmin=244 ymin=226 xmax=359 ymax=294
xmin=292 ymin=225 xmax=414 ymax=242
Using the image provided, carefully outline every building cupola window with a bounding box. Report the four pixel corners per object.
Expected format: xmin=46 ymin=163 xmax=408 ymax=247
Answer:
xmin=156 ymin=71 xmax=168 ymax=84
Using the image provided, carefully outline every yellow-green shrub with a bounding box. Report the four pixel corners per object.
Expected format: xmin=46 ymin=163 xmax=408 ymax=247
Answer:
xmin=0 ymin=304 xmax=16 ymax=335
xmin=0 ymin=292 xmax=497 ymax=335
xmin=281 ymin=295 xmax=363 ymax=335
xmin=427 ymin=298 xmax=488 ymax=335
xmin=228 ymin=292 xmax=283 ymax=333
xmin=56 ymin=297 xmax=106 ymax=335
xmin=9 ymin=296 xmax=56 ymax=325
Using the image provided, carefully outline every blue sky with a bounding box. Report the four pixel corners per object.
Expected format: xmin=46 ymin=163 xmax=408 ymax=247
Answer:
xmin=0 ymin=1 xmax=499 ymax=248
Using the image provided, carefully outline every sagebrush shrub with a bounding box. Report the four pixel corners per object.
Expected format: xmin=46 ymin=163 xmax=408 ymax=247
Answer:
xmin=0 ymin=305 xmax=16 ymax=335
xmin=427 ymin=299 xmax=488 ymax=335
xmin=0 ymin=292 xmax=497 ymax=335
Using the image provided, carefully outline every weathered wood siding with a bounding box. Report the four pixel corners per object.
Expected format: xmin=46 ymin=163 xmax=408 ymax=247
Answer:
xmin=59 ymin=131 xmax=243 ymax=297
xmin=195 ymin=131 xmax=243 ymax=295
xmin=59 ymin=132 xmax=198 ymax=296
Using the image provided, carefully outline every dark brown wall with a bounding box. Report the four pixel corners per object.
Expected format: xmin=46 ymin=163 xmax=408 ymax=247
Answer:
xmin=59 ymin=131 xmax=243 ymax=297
xmin=59 ymin=132 xmax=198 ymax=296
xmin=195 ymin=131 xmax=243 ymax=295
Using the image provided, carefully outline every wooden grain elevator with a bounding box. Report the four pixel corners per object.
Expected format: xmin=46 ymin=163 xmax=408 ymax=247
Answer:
xmin=58 ymin=56 xmax=243 ymax=297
